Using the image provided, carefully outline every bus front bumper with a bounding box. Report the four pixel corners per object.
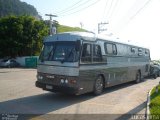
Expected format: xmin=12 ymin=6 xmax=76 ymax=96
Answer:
xmin=35 ymin=81 xmax=79 ymax=95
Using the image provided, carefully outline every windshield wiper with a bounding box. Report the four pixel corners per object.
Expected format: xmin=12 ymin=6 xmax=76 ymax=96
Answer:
xmin=61 ymin=48 xmax=75 ymax=64
xmin=47 ymin=45 xmax=56 ymax=61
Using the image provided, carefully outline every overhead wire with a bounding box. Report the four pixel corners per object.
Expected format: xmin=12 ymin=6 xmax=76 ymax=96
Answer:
xmin=105 ymin=0 xmax=115 ymax=19
xmin=100 ymin=0 xmax=119 ymax=33
xmin=56 ymin=0 xmax=152 ymax=34
xmin=129 ymin=0 xmax=152 ymax=21
xmin=59 ymin=0 xmax=101 ymax=17
xmin=121 ymin=0 xmax=152 ymax=29
xmin=101 ymin=0 xmax=120 ymax=23
xmin=113 ymin=0 xmax=152 ymax=34
xmin=101 ymin=0 xmax=110 ymax=21
xmin=56 ymin=0 xmax=85 ymax=14
xmin=107 ymin=0 xmax=120 ymax=20
xmin=57 ymin=0 xmax=91 ymax=15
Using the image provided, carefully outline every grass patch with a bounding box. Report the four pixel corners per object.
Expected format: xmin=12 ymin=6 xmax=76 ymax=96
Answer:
xmin=57 ymin=25 xmax=86 ymax=33
xmin=149 ymin=85 xmax=160 ymax=119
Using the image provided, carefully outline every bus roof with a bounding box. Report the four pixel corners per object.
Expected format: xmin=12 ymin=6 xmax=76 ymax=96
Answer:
xmin=43 ymin=32 xmax=149 ymax=50
xmin=44 ymin=32 xmax=96 ymax=42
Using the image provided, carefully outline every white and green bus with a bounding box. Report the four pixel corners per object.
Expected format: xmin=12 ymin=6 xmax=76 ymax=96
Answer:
xmin=36 ymin=32 xmax=150 ymax=95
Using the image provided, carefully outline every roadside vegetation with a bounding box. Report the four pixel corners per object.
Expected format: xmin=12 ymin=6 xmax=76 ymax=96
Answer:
xmin=57 ymin=24 xmax=86 ymax=33
xmin=0 ymin=0 xmax=86 ymax=59
xmin=0 ymin=15 xmax=86 ymax=58
xmin=149 ymin=85 xmax=160 ymax=119
xmin=0 ymin=15 xmax=48 ymax=58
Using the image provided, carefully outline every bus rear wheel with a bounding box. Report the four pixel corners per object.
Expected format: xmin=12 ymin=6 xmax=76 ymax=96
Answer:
xmin=135 ymin=71 xmax=141 ymax=83
xmin=154 ymin=74 xmax=157 ymax=79
xmin=93 ymin=76 xmax=104 ymax=95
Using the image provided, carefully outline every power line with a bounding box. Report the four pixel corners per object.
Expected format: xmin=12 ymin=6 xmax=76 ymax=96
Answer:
xmin=59 ymin=0 xmax=100 ymax=16
xmin=102 ymin=0 xmax=110 ymax=20
xmin=59 ymin=0 xmax=101 ymax=17
xmin=101 ymin=0 xmax=120 ymax=22
xmin=107 ymin=0 xmax=120 ymax=20
xmin=100 ymin=0 xmax=118 ymax=33
xmin=122 ymin=0 xmax=152 ymax=29
xmin=57 ymin=0 xmax=90 ymax=15
xmin=105 ymin=0 xmax=115 ymax=19
xmin=129 ymin=0 xmax=152 ymax=20
xmin=56 ymin=0 xmax=83 ymax=14
xmin=114 ymin=0 xmax=152 ymax=34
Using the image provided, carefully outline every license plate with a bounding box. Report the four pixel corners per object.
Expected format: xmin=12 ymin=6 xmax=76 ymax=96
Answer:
xmin=46 ymin=85 xmax=53 ymax=90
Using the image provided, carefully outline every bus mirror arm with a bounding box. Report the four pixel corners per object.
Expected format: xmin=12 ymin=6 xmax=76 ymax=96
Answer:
xmin=75 ymin=40 xmax=81 ymax=51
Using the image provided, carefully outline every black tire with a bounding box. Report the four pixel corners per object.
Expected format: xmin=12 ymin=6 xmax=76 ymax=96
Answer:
xmin=154 ymin=74 xmax=157 ymax=79
xmin=158 ymin=71 xmax=160 ymax=77
xmin=93 ymin=76 xmax=104 ymax=95
xmin=135 ymin=71 xmax=141 ymax=83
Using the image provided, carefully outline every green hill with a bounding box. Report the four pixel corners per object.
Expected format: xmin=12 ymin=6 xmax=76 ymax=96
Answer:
xmin=44 ymin=20 xmax=87 ymax=33
xmin=57 ymin=24 xmax=86 ymax=33
xmin=0 ymin=0 xmax=86 ymax=33
xmin=0 ymin=0 xmax=41 ymax=19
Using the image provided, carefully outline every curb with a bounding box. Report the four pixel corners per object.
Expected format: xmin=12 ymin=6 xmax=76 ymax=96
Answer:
xmin=146 ymin=87 xmax=154 ymax=120
xmin=146 ymin=89 xmax=151 ymax=120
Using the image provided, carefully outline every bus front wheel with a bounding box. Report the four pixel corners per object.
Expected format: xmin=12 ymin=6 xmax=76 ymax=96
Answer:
xmin=93 ymin=76 xmax=104 ymax=95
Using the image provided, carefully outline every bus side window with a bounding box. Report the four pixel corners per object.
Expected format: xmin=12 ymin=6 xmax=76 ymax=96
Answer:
xmin=104 ymin=43 xmax=117 ymax=55
xmin=93 ymin=44 xmax=102 ymax=62
xmin=106 ymin=43 xmax=112 ymax=54
xmin=113 ymin=44 xmax=117 ymax=55
xmin=81 ymin=43 xmax=91 ymax=63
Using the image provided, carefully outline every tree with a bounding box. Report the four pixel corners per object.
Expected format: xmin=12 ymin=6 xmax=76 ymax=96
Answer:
xmin=0 ymin=15 xmax=48 ymax=58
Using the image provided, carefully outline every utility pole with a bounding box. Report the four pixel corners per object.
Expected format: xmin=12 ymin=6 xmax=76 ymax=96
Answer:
xmin=45 ymin=14 xmax=57 ymax=35
xmin=80 ymin=22 xmax=83 ymax=29
xmin=98 ymin=22 xmax=108 ymax=34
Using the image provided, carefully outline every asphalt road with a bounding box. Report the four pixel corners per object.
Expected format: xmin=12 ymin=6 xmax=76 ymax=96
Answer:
xmin=0 ymin=68 xmax=159 ymax=120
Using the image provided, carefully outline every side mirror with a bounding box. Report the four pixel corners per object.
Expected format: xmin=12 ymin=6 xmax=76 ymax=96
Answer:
xmin=75 ymin=40 xmax=81 ymax=51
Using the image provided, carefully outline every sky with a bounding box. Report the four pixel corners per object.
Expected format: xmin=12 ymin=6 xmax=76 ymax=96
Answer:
xmin=21 ymin=0 xmax=160 ymax=60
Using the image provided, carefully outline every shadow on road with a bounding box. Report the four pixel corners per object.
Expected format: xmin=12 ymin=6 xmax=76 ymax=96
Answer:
xmin=0 ymin=93 xmax=92 ymax=114
xmin=116 ymin=102 xmax=147 ymax=120
xmin=0 ymin=79 xmax=149 ymax=119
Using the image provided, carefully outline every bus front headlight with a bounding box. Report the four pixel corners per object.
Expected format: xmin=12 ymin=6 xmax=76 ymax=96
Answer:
xmin=61 ymin=79 xmax=64 ymax=83
xmin=38 ymin=75 xmax=43 ymax=80
xmin=65 ymin=79 xmax=68 ymax=84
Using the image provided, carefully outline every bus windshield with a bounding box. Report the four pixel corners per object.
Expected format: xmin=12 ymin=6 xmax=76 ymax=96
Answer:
xmin=40 ymin=41 xmax=79 ymax=63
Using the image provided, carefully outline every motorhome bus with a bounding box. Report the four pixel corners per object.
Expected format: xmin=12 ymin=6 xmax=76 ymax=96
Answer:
xmin=35 ymin=32 xmax=150 ymax=95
